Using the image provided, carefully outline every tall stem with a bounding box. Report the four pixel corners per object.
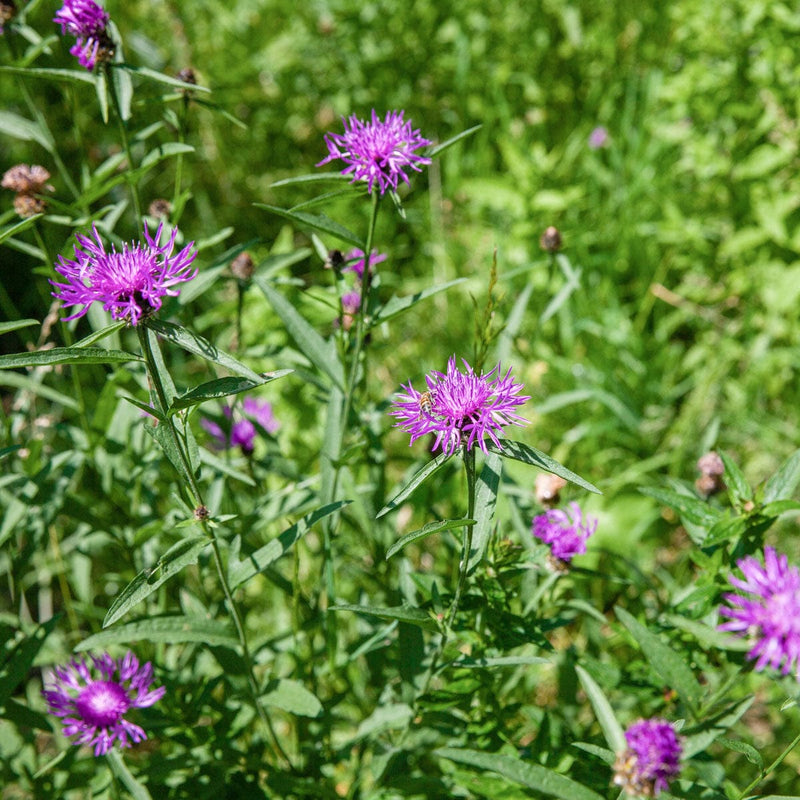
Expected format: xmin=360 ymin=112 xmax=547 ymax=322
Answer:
xmin=136 ymin=325 xmax=292 ymax=769
xmin=738 ymin=728 xmax=800 ymax=799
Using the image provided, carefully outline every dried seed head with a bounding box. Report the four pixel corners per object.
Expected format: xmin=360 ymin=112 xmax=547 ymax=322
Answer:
xmin=535 ymin=473 xmax=568 ymax=508
xmin=230 ymin=251 xmax=255 ymax=282
xmin=14 ymin=194 xmax=48 ymax=217
xmin=148 ymin=198 xmax=172 ymax=220
xmin=2 ymin=164 xmax=53 ymax=194
xmin=539 ymin=226 xmax=562 ymax=253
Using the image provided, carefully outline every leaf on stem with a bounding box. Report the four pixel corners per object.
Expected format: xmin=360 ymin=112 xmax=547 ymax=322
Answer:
xmin=0 ymin=347 xmax=142 ymax=369
xmin=377 ymin=452 xmax=455 ymax=517
xmin=386 ymin=518 xmax=476 ymax=560
xmin=253 ymin=203 xmax=363 ymax=248
xmin=329 ymin=604 xmax=439 ymax=632
xmin=78 ymin=616 xmax=238 ymax=649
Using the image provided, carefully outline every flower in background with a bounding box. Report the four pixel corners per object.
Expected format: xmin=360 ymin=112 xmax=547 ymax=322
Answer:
xmin=0 ymin=0 xmax=17 ymax=34
xmin=317 ymin=109 xmax=432 ymax=195
xmin=588 ymin=125 xmax=609 ymax=149
xmin=42 ymin=651 xmax=165 ymax=756
xmin=532 ymin=502 xmax=597 ymax=566
xmin=613 ymin=718 xmax=682 ymax=797
xmin=2 ymin=164 xmax=54 ymax=217
xmin=389 ymin=356 xmax=529 ymax=455
xmin=54 ymin=0 xmax=114 ymax=71
xmin=718 ymin=546 xmax=800 ymax=678
xmin=202 ymin=398 xmax=279 ymax=454
xmin=51 ymin=223 xmax=197 ymax=326
xmin=343 ymin=248 xmax=387 ymax=281
xmin=338 ymin=289 xmax=361 ymax=331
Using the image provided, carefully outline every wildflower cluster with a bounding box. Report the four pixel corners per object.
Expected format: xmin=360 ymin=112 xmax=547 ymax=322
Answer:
xmin=54 ymin=0 xmax=114 ymax=71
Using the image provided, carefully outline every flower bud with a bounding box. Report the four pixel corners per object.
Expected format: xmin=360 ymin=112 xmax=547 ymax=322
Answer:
xmin=539 ymin=226 xmax=562 ymax=253
xmin=230 ymin=252 xmax=255 ymax=282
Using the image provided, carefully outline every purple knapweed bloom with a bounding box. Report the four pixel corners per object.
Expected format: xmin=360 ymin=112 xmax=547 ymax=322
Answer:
xmin=317 ymin=109 xmax=432 ymax=195
xmin=201 ymin=398 xmax=279 ymax=454
xmin=532 ymin=502 xmax=597 ymax=565
xmin=42 ymin=651 xmax=165 ymax=756
xmin=588 ymin=126 xmax=609 ymax=150
xmin=718 ymin=546 xmax=800 ymax=678
xmin=613 ymin=718 xmax=682 ymax=797
xmin=337 ymin=289 xmax=361 ymax=331
xmin=54 ymin=0 xmax=113 ymax=71
xmin=51 ymin=223 xmax=197 ymax=326
xmin=389 ymin=356 xmax=529 ymax=456
xmin=343 ymin=248 xmax=387 ymax=281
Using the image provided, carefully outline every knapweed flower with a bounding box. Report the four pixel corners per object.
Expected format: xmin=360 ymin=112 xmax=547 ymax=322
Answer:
xmin=201 ymin=398 xmax=279 ymax=454
xmin=317 ymin=109 xmax=432 ymax=195
xmin=343 ymin=248 xmax=387 ymax=281
xmin=2 ymin=164 xmax=54 ymax=217
xmin=718 ymin=546 xmax=800 ymax=678
xmin=51 ymin=223 xmax=197 ymax=326
xmin=54 ymin=0 xmax=114 ymax=71
xmin=613 ymin=718 xmax=682 ymax=797
xmin=588 ymin=125 xmax=610 ymax=150
xmin=338 ymin=289 xmax=361 ymax=331
xmin=42 ymin=651 xmax=165 ymax=756
xmin=389 ymin=356 xmax=529 ymax=455
xmin=532 ymin=502 xmax=597 ymax=566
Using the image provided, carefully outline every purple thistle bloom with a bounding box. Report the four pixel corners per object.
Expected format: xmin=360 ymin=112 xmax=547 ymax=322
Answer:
xmin=337 ymin=289 xmax=361 ymax=331
xmin=532 ymin=502 xmax=597 ymax=563
xmin=613 ymin=718 xmax=682 ymax=797
xmin=343 ymin=248 xmax=387 ymax=281
xmin=201 ymin=398 xmax=279 ymax=454
xmin=588 ymin=125 xmax=610 ymax=150
xmin=42 ymin=651 xmax=165 ymax=756
xmin=54 ymin=0 xmax=112 ymax=71
xmin=317 ymin=109 xmax=432 ymax=195
xmin=389 ymin=356 xmax=529 ymax=456
xmin=718 ymin=546 xmax=800 ymax=678
xmin=51 ymin=223 xmax=197 ymax=326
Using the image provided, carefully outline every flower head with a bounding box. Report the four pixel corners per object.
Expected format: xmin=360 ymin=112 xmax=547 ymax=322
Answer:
xmin=201 ymin=398 xmax=279 ymax=454
xmin=54 ymin=0 xmax=113 ymax=70
xmin=389 ymin=356 xmax=529 ymax=455
xmin=532 ymin=502 xmax=597 ymax=565
xmin=317 ymin=109 xmax=432 ymax=195
xmin=2 ymin=164 xmax=54 ymax=217
xmin=51 ymin=223 xmax=197 ymax=326
xmin=613 ymin=718 xmax=682 ymax=797
xmin=0 ymin=0 xmax=17 ymax=34
xmin=42 ymin=651 xmax=165 ymax=756
xmin=588 ymin=126 xmax=610 ymax=150
xmin=338 ymin=289 xmax=361 ymax=331
xmin=343 ymin=248 xmax=387 ymax=281
xmin=718 ymin=546 xmax=800 ymax=677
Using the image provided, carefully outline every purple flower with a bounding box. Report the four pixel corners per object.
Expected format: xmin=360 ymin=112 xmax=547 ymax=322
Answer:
xmin=201 ymin=398 xmax=279 ymax=454
xmin=54 ymin=0 xmax=113 ymax=70
xmin=389 ymin=356 xmax=529 ymax=456
xmin=337 ymin=289 xmax=361 ymax=331
xmin=42 ymin=651 xmax=165 ymax=756
xmin=317 ymin=109 xmax=432 ymax=195
xmin=51 ymin=223 xmax=197 ymax=326
xmin=532 ymin=502 xmax=597 ymax=563
xmin=613 ymin=718 xmax=682 ymax=797
xmin=343 ymin=248 xmax=387 ymax=281
xmin=718 ymin=546 xmax=800 ymax=678
xmin=588 ymin=126 xmax=609 ymax=150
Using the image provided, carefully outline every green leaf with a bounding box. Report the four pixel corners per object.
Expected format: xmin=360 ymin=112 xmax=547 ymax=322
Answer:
xmin=254 ymin=276 xmax=345 ymax=389
xmin=639 ymin=486 xmax=722 ymax=527
xmin=763 ymin=449 xmax=800 ymax=503
xmin=167 ymin=371 xmax=291 ymax=414
xmin=228 ymin=501 xmax=349 ymax=589
xmin=144 ymin=318 xmax=263 ymax=382
xmin=0 ymin=319 xmax=38 ymax=336
xmin=0 ymin=110 xmax=53 ymax=150
xmin=115 ymin=64 xmax=211 ymax=92
xmin=0 ymin=617 xmax=59 ymax=706
xmin=377 ymin=452 xmax=455 ymax=517
xmin=575 ymin=665 xmax=625 ymax=752
xmin=445 ymin=655 xmax=550 ymax=669
xmin=0 ymin=217 xmax=43 ymax=246
xmin=427 ymin=124 xmax=482 ymax=158
xmin=0 ymin=347 xmax=141 ymax=369
xmin=73 ymin=321 xmax=127 ymax=348
xmin=140 ymin=142 xmax=195 ymax=170
xmin=487 ymin=440 xmax=601 ymax=495
xmin=271 ymin=172 xmax=353 ymax=188
xmin=615 ymin=606 xmax=703 ymax=712
xmin=261 ymin=678 xmax=323 ymax=718
xmin=143 ymin=416 xmax=197 ymax=484
xmin=702 ymin=514 xmax=748 ymax=548
xmin=329 ymin=604 xmax=438 ymax=632
xmin=0 ymin=371 xmax=81 ymax=412
xmin=370 ymin=278 xmax=467 ymax=326
xmin=103 ymin=536 xmax=211 ymax=627
xmin=254 ymin=203 xmax=362 ymax=248
xmin=386 ymin=518 xmax=476 ymax=560
xmin=717 ymin=737 xmax=763 ymax=769
xmin=760 ymin=499 xmax=800 ymax=516
xmin=0 ymin=65 xmax=96 ymax=85
xmin=105 ymin=750 xmax=153 ymax=800
xmin=436 ymin=748 xmax=604 ymax=800
xmin=719 ymin=451 xmax=752 ymax=504
xmin=468 ymin=450 xmax=502 ymax=573
xmin=76 ymin=617 xmax=238 ymax=650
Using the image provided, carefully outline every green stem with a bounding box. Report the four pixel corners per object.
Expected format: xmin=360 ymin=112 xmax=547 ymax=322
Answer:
xmin=136 ymin=325 xmax=293 ymax=769
xmin=738 ymin=727 xmax=800 ymax=799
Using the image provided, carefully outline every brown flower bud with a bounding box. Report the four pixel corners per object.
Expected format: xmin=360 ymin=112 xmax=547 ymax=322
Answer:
xmin=539 ymin=226 xmax=562 ymax=253
xmin=230 ymin=252 xmax=255 ymax=282
xmin=2 ymin=164 xmax=53 ymax=194
xmin=535 ymin=473 xmax=568 ymax=508
xmin=697 ymin=451 xmax=724 ymax=477
xmin=148 ymin=198 xmax=172 ymax=220
xmin=13 ymin=194 xmax=47 ymax=217
xmin=176 ymin=68 xmax=197 ymax=86
xmin=193 ymin=505 xmax=210 ymax=521
xmin=0 ymin=0 xmax=17 ymax=31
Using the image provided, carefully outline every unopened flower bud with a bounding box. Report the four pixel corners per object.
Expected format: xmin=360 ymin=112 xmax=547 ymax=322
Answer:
xmin=539 ymin=226 xmax=562 ymax=253
xmin=230 ymin=251 xmax=255 ymax=282
xmin=13 ymin=194 xmax=47 ymax=217
xmin=697 ymin=451 xmax=724 ymax=477
xmin=193 ymin=505 xmax=210 ymax=521
xmin=148 ymin=198 xmax=172 ymax=220
xmin=535 ymin=473 xmax=568 ymax=508
xmin=0 ymin=0 xmax=17 ymax=32
xmin=326 ymin=249 xmax=345 ymax=271
xmin=695 ymin=451 xmax=725 ymax=498
xmin=176 ymin=67 xmax=197 ymax=86
xmin=2 ymin=164 xmax=53 ymax=194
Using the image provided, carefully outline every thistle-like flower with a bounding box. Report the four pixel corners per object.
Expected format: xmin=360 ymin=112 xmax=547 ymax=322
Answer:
xmin=389 ymin=356 xmax=529 ymax=455
xmin=613 ymin=718 xmax=682 ymax=797
xmin=1 ymin=164 xmax=54 ymax=217
xmin=718 ymin=546 xmax=800 ymax=678
xmin=343 ymin=248 xmax=387 ymax=281
xmin=317 ymin=109 xmax=432 ymax=195
xmin=201 ymin=398 xmax=279 ymax=454
xmin=42 ymin=651 xmax=165 ymax=756
xmin=54 ymin=0 xmax=114 ymax=70
xmin=532 ymin=502 xmax=597 ymax=566
xmin=338 ymin=289 xmax=361 ymax=331
xmin=51 ymin=224 xmax=197 ymax=326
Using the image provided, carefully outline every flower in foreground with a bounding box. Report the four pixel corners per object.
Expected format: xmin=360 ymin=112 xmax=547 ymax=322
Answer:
xmin=201 ymin=398 xmax=279 ymax=454
xmin=317 ymin=109 xmax=432 ymax=195
xmin=51 ymin=223 xmax=197 ymax=326
xmin=613 ymin=718 xmax=682 ymax=797
xmin=42 ymin=651 xmax=165 ymax=756
xmin=343 ymin=248 xmax=387 ymax=281
xmin=54 ymin=0 xmax=113 ymax=70
xmin=532 ymin=501 xmax=597 ymax=565
xmin=718 ymin=546 xmax=800 ymax=678
xmin=389 ymin=356 xmax=529 ymax=455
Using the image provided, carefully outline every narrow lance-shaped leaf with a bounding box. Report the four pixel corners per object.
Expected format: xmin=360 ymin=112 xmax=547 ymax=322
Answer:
xmin=254 ymin=203 xmax=363 ymax=248
xmin=329 ymin=604 xmax=439 ymax=632
xmin=467 ymin=449 xmax=502 ymax=573
xmin=261 ymin=679 xmax=323 ymax=718
xmin=106 ymin=750 xmax=153 ymax=800
xmin=575 ymin=664 xmax=625 ymax=753
xmin=719 ymin=450 xmax=753 ymax=504
xmin=427 ymin=124 xmax=482 ymax=158
xmin=377 ymin=451 xmax=455 ymax=517
xmin=763 ymin=448 xmax=800 ymax=503
xmin=0 ymin=347 xmax=142 ymax=369
xmin=386 ymin=518 xmax=476 ymax=560
xmin=167 ymin=371 xmax=292 ymax=415
xmin=371 ymin=278 xmax=467 ymax=326
xmin=78 ymin=617 xmax=238 ymax=649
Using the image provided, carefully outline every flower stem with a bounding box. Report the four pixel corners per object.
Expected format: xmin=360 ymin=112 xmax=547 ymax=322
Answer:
xmin=737 ymin=728 xmax=800 ymax=799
